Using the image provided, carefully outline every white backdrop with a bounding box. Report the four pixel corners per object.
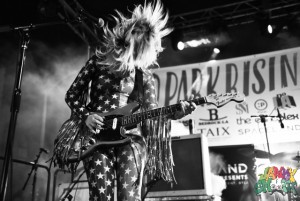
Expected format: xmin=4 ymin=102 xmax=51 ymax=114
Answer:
xmin=154 ymin=47 xmax=300 ymax=147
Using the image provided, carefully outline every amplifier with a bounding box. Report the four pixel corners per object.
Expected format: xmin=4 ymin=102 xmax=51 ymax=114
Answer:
xmin=144 ymin=134 xmax=212 ymax=200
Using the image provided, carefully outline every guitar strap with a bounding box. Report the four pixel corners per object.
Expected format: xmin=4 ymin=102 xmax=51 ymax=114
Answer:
xmin=129 ymin=68 xmax=144 ymax=105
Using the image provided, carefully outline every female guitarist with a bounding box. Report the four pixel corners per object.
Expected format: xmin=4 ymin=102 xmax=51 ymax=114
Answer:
xmin=52 ymin=1 xmax=196 ymax=200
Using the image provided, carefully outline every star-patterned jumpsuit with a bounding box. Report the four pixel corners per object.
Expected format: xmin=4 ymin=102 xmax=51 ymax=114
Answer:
xmin=65 ymin=55 xmax=158 ymax=201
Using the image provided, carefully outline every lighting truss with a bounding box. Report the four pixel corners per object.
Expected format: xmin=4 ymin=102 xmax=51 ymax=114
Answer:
xmin=57 ymin=0 xmax=101 ymax=47
xmin=170 ymin=0 xmax=300 ymax=32
xmin=56 ymin=0 xmax=300 ymax=47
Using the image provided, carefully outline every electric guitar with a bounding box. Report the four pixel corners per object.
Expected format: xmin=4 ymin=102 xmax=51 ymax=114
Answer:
xmin=67 ymin=92 xmax=245 ymax=163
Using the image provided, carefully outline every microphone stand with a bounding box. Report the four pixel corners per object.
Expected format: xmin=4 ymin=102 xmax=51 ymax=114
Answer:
xmin=0 ymin=28 xmax=30 ymax=201
xmin=22 ymin=149 xmax=45 ymax=201
xmin=142 ymin=176 xmax=162 ymax=201
xmin=0 ymin=21 xmax=64 ymax=201
xmin=60 ymin=170 xmax=85 ymax=201
xmin=0 ymin=14 xmax=96 ymax=200
xmin=251 ymin=114 xmax=278 ymax=159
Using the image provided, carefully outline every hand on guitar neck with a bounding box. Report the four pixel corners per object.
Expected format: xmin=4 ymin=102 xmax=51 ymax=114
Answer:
xmin=172 ymin=94 xmax=197 ymax=120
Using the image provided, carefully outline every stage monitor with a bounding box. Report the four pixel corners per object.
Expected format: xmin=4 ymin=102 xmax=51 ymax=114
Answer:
xmin=145 ymin=134 xmax=212 ymax=198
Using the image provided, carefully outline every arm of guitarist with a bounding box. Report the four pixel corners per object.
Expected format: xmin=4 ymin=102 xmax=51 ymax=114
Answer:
xmin=65 ymin=56 xmax=104 ymax=133
xmin=142 ymin=71 xmax=197 ymax=120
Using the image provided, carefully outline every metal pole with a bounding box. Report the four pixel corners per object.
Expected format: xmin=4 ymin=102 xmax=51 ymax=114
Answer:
xmin=0 ymin=30 xmax=30 ymax=201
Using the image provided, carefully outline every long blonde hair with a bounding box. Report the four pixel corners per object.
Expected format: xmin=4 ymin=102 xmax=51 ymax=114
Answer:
xmin=96 ymin=0 xmax=172 ymax=75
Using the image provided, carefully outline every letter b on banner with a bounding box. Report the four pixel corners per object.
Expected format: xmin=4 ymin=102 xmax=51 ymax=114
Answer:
xmin=208 ymin=109 xmax=219 ymax=120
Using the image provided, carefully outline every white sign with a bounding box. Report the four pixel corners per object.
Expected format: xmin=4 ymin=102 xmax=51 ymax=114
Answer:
xmin=154 ymin=47 xmax=300 ymax=146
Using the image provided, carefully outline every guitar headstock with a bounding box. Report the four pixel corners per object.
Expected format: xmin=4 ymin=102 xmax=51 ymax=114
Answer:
xmin=206 ymin=92 xmax=245 ymax=108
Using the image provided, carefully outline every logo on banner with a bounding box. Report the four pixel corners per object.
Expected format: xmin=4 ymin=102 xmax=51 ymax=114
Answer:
xmin=199 ymin=109 xmax=228 ymax=123
xmin=198 ymin=109 xmax=229 ymax=136
xmin=235 ymin=102 xmax=249 ymax=115
xmin=254 ymin=99 xmax=268 ymax=111
xmin=254 ymin=166 xmax=298 ymax=196
xmin=221 ymin=163 xmax=249 ymax=185
xmin=273 ymin=93 xmax=297 ymax=109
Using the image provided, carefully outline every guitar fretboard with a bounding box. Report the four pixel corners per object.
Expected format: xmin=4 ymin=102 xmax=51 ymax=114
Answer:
xmin=120 ymin=97 xmax=206 ymax=126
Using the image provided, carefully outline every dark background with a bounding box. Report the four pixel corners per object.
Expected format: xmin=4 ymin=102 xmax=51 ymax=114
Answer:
xmin=1 ymin=0 xmax=300 ymax=66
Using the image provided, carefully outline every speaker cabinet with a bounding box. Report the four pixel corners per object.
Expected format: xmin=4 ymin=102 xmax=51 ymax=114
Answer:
xmin=145 ymin=134 xmax=212 ymax=199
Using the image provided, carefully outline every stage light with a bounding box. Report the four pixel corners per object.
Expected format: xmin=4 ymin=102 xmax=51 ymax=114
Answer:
xmin=256 ymin=11 xmax=274 ymax=37
xmin=171 ymin=29 xmax=184 ymax=51
xmin=209 ymin=47 xmax=221 ymax=60
xmin=177 ymin=41 xmax=185 ymax=50
xmin=213 ymin=47 xmax=220 ymax=54
xmin=256 ymin=11 xmax=286 ymax=38
xmin=185 ymin=38 xmax=211 ymax=48
xmin=267 ymin=24 xmax=273 ymax=34
xmin=170 ymin=19 xmax=230 ymax=51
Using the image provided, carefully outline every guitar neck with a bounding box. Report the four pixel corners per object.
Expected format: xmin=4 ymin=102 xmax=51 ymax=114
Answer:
xmin=120 ymin=97 xmax=207 ymax=127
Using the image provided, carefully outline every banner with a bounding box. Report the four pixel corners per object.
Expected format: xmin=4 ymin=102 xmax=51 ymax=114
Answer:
xmin=209 ymin=145 xmax=256 ymax=201
xmin=153 ymin=47 xmax=300 ymax=146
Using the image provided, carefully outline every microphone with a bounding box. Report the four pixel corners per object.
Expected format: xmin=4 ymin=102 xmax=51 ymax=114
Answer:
xmin=277 ymin=108 xmax=284 ymax=129
xmin=40 ymin=148 xmax=49 ymax=154
xmin=79 ymin=9 xmax=105 ymax=28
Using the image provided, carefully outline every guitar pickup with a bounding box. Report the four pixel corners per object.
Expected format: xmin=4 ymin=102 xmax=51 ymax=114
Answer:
xmin=112 ymin=118 xmax=118 ymax=130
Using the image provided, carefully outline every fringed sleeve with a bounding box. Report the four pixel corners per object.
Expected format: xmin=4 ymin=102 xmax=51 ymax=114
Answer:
xmin=50 ymin=58 xmax=96 ymax=172
xmin=50 ymin=116 xmax=85 ymax=173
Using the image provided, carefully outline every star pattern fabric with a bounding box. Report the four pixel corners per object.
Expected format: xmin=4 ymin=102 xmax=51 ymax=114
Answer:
xmin=83 ymin=138 xmax=146 ymax=201
xmin=65 ymin=55 xmax=157 ymax=200
xmin=65 ymin=55 xmax=158 ymax=122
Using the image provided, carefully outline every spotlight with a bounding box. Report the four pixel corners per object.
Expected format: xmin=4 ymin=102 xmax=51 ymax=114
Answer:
xmin=210 ymin=47 xmax=221 ymax=60
xmin=171 ymin=29 xmax=184 ymax=51
xmin=213 ymin=48 xmax=220 ymax=54
xmin=170 ymin=20 xmax=230 ymax=51
xmin=185 ymin=38 xmax=211 ymax=48
xmin=267 ymin=24 xmax=273 ymax=34
xmin=257 ymin=11 xmax=273 ymax=37
xmin=256 ymin=11 xmax=284 ymax=37
xmin=177 ymin=41 xmax=185 ymax=51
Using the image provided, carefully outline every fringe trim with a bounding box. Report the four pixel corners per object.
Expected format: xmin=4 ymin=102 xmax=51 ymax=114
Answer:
xmin=49 ymin=116 xmax=84 ymax=173
xmin=50 ymin=114 xmax=176 ymax=181
xmin=142 ymin=115 xmax=175 ymax=183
